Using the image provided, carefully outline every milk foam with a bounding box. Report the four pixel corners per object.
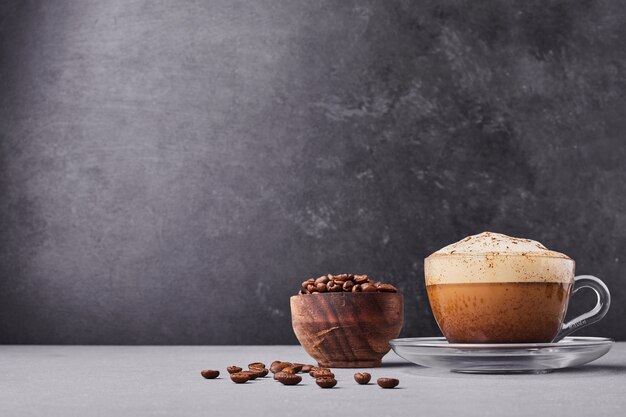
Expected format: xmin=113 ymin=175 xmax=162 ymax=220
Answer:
xmin=425 ymin=232 xmax=574 ymax=284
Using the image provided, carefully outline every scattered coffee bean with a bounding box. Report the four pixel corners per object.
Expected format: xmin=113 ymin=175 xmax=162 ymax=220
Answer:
xmin=280 ymin=367 xmax=297 ymax=375
xmin=270 ymin=361 xmax=292 ymax=374
xmin=247 ymin=362 xmax=268 ymax=376
xmin=301 ymin=365 xmax=314 ymax=373
xmin=274 ymin=371 xmax=291 ymax=381
xmin=247 ymin=368 xmax=268 ymax=378
xmin=298 ymin=274 xmax=398 ymax=294
xmin=315 ymin=376 xmax=337 ymax=388
xmin=275 ymin=372 xmax=302 ymax=385
xmin=248 ymin=362 xmax=265 ymax=369
xmin=227 ymin=366 xmax=242 ymax=374
xmin=230 ymin=372 xmax=250 ymax=384
xmin=241 ymin=371 xmax=258 ymax=380
xmin=377 ymin=378 xmax=399 ymax=389
xmin=201 ymin=369 xmax=220 ymax=379
xmin=310 ymin=368 xmax=334 ymax=378
xmin=289 ymin=364 xmax=303 ymax=373
xmin=354 ymin=372 xmax=371 ymax=385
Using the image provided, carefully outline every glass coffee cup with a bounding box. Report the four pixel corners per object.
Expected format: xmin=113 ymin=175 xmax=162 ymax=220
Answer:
xmin=425 ymin=241 xmax=611 ymax=344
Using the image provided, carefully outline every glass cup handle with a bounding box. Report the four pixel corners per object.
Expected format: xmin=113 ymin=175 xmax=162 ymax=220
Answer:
xmin=554 ymin=275 xmax=611 ymax=342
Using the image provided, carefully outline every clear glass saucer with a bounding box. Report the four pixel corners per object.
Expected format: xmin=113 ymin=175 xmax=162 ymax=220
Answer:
xmin=389 ymin=336 xmax=614 ymax=374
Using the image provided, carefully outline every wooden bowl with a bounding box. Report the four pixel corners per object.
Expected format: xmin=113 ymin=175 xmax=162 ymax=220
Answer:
xmin=290 ymin=292 xmax=404 ymax=368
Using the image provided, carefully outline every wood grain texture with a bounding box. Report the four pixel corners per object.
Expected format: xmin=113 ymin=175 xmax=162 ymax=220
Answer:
xmin=290 ymin=293 xmax=403 ymax=367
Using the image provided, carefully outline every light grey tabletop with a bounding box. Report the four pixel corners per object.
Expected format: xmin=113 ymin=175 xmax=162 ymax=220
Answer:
xmin=1 ymin=344 xmax=624 ymax=416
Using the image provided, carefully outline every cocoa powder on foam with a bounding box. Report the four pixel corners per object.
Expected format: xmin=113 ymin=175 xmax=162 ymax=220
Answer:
xmin=425 ymin=232 xmax=574 ymax=285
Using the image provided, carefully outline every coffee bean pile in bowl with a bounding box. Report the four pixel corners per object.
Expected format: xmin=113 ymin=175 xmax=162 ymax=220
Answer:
xmin=298 ymin=274 xmax=398 ymax=294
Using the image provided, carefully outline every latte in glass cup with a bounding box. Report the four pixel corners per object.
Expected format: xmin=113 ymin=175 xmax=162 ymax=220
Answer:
xmin=425 ymin=232 xmax=576 ymax=344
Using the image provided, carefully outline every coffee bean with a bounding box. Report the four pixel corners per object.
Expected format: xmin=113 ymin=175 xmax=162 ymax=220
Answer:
xmin=248 ymin=362 xmax=265 ymax=369
xmin=352 ymin=284 xmax=361 ymax=292
xmin=276 ymin=372 xmax=302 ymax=385
xmin=298 ymin=289 xmax=307 ymax=295
xmin=336 ymin=273 xmax=349 ymax=281
xmin=241 ymin=370 xmax=258 ymax=380
xmin=306 ymin=284 xmax=316 ymax=293
xmin=247 ymin=368 xmax=268 ymax=378
xmin=302 ymin=279 xmax=314 ymax=289
xmin=280 ymin=367 xmax=297 ymax=375
xmin=230 ymin=372 xmax=250 ymax=384
xmin=343 ymin=281 xmax=354 ymax=291
xmin=301 ymin=365 xmax=314 ymax=373
xmin=310 ymin=368 xmax=334 ymax=378
xmin=201 ymin=369 xmax=220 ymax=379
xmin=377 ymin=378 xmax=399 ymax=389
xmin=316 ymin=282 xmax=327 ymax=292
xmin=315 ymin=276 xmax=329 ymax=285
xmin=315 ymin=376 xmax=337 ymax=388
xmin=270 ymin=361 xmax=292 ymax=374
xmin=361 ymin=283 xmax=378 ymax=292
xmin=354 ymin=275 xmax=369 ymax=284
xmin=377 ymin=284 xmax=397 ymax=292
xmin=329 ymin=283 xmax=342 ymax=292
xmin=274 ymin=370 xmax=300 ymax=382
xmin=288 ymin=364 xmax=303 ymax=373
xmin=310 ymin=366 xmax=330 ymax=373
xmin=227 ymin=366 xmax=242 ymax=374
xmin=354 ymin=372 xmax=371 ymax=385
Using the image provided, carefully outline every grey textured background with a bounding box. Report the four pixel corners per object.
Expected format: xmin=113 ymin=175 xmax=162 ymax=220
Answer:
xmin=0 ymin=0 xmax=625 ymax=344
